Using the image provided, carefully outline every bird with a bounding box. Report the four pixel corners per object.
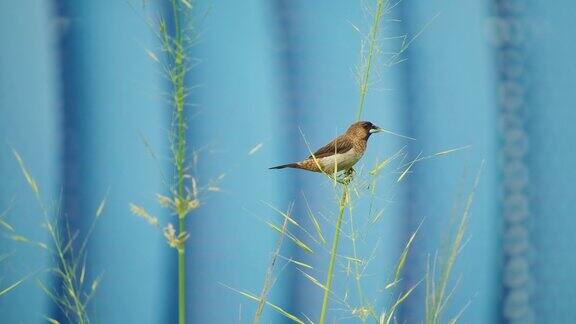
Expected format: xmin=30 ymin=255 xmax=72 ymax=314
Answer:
xmin=269 ymin=121 xmax=383 ymax=174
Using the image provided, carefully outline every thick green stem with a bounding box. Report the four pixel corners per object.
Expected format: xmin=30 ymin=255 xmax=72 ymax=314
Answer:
xmin=175 ymin=96 xmax=187 ymax=324
xmin=178 ymin=243 xmax=186 ymax=324
xmin=175 ymin=46 xmax=186 ymax=324
xmin=319 ymin=185 xmax=349 ymax=324
xmin=172 ymin=1 xmax=187 ymax=323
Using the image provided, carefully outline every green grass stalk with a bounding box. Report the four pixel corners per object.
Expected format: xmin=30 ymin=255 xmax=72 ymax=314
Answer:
xmin=12 ymin=149 xmax=103 ymax=324
xmin=425 ymin=162 xmax=484 ymax=324
xmin=348 ymin=204 xmax=369 ymax=323
xmin=0 ymin=205 xmax=27 ymax=298
xmin=222 ymin=204 xmax=304 ymax=323
xmin=356 ymin=0 xmax=386 ymax=121
xmin=319 ymin=184 xmax=350 ymax=324
xmin=172 ymin=1 xmax=188 ymax=322
xmin=253 ymin=211 xmax=290 ymax=324
xmin=133 ymin=1 xmax=201 ymax=323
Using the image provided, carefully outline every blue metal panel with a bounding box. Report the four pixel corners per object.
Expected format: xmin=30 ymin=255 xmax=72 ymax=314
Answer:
xmin=400 ymin=0 xmax=499 ymax=323
xmin=55 ymin=1 xmax=168 ymax=323
xmin=528 ymin=0 xmax=576 ymax=321
xmin=3 ymin=1 xmax=576 ymax=323
xmin=0 ymin=1 xmax=60 ymax=322
xmin=185 ymin=0 xmax=289 ymax=322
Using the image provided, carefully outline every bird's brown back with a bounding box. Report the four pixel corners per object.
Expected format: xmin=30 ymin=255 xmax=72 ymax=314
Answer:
xmin=308 ymin=135 xmax=354 ymax=159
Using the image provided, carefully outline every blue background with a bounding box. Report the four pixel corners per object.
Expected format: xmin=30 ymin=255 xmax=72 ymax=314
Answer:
xmin=0 ymin=0 xmax=574 ymax=323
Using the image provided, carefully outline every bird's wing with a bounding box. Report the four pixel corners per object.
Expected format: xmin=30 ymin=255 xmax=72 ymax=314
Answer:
xmin=307 ymin=135 xmax=354 ymax=159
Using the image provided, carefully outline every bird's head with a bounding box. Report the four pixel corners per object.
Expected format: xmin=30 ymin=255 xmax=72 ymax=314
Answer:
xmin=347 ymin=121 xmax=383 ymax=140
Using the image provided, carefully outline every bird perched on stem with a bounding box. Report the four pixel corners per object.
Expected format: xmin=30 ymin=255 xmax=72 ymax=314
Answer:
xmin=270 ymin=121 xmax=383 ymax=176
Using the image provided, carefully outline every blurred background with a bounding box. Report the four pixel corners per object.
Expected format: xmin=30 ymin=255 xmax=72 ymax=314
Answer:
xmin=1 ymin=0 xmax=575 ymax=323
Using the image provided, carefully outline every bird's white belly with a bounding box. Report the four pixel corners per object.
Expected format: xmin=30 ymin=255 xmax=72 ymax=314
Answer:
xmin=318 ymin=149 xmax=361 ymax=173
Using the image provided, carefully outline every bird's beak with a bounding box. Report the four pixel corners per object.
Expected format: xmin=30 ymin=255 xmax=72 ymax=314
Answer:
xmin=369 ymin=127 xmax=384 ymax=134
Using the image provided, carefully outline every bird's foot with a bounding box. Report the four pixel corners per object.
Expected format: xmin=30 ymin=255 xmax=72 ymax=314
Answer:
xmin=335 ymin=168 xmax=355 ymax=185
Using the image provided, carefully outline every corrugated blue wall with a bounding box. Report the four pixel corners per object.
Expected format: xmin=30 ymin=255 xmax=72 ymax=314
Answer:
xmin=1 ymin=0 xmax=575 ymax=323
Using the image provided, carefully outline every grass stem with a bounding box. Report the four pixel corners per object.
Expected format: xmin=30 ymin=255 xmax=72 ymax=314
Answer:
xmin=171 ymin=1 xmax=188 ymax=323
xmin=356 ymin=0 xmax=386 ymax=121
xmin=178 ymin=246 xmax=186 ymax=324
xmin=348 ymin=203 xmax=368 ymax=323
xmin=319 ymin=184 xmax=350 ymax=324
xmin=253 ymin=211 xmax=290 ymax=324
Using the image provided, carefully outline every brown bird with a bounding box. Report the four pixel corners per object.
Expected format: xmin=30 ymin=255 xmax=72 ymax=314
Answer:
xmin=270 ymin=121 xmax=383 ymax=174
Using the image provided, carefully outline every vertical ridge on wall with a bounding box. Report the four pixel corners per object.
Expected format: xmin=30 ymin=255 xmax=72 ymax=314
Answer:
xmin=395 ymin=2 xmax=427 ymax=321
xmin=492 ymin=0 xmax=534 ymax=323
xmin=274 ymin=1 xmax=307 ymax=320
xmin=272 ymin=0 xmax=311 ymax=319
xmin=54 ymin=1 xmax=168 ymax=323
xmin=53 ymin=1 xmax=86 ymax=321
xmin=55 ymin=0 xmax=83 ymax=233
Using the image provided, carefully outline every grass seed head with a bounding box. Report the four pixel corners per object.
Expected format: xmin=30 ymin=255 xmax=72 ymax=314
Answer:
xmin=129 ymin=203 xmax=159 ymax=226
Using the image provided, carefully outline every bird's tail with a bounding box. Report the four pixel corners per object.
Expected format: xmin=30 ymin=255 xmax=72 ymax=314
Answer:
xmin=269 ymin=162 xmax=300 ymax=170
